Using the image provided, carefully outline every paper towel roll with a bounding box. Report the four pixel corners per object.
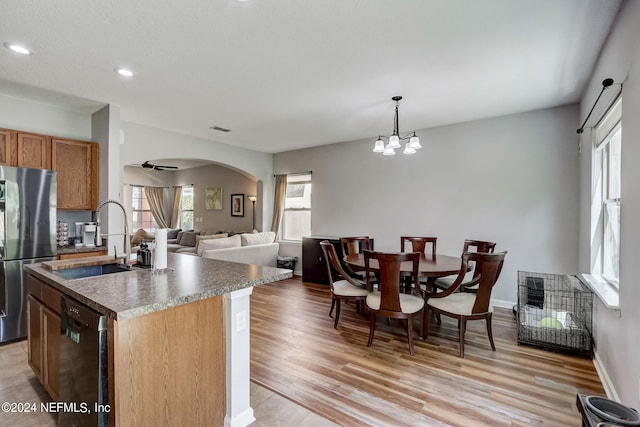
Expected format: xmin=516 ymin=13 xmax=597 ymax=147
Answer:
xmin=155 ymin=228 xmax=168 ymax=270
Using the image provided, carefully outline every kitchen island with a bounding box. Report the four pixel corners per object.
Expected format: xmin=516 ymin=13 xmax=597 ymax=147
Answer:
xmin=25 ymin=252 xmax=292 ymax=427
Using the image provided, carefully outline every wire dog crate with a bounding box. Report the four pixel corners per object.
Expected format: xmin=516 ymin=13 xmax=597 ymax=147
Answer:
xmin=517 ymin=271 xmax=593 ymax=356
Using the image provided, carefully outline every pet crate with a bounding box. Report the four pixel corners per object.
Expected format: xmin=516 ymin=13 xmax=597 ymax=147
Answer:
xmin=517 ymin=271 xmax=593 ymax=355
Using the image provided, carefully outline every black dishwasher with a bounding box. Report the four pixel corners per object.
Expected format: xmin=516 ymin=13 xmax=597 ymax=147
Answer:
xmin=59 ymin=295 xmax=109 ymax=427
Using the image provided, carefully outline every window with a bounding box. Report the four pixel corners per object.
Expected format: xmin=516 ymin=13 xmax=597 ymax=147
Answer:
xmin=131 ymin=186 xmax=158 ymax=230
xmin=593 ymin=98 xmax=621 ymax=286
xmin=281 ymin=173 xmax=312 ymax=241
xmin=180 ymin=185 xmax=194 ymax=230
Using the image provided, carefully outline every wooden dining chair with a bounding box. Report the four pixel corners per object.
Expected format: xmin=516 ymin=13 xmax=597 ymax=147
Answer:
xmin=400 ymin=236 xmax=437 ymax=260
xmin=423 ymin=251 xmax=506 ymax=357
xmin=400 ymin=236 xmax=437 ymax=291
xmin=341 ymin=236 xmax=376 ymax=283
xmin=320 ymin=240 xmax=370 ymax=329
xmin=363 ymin=250 xmax=424 ymax=355
xmin=433 ymin=239 xmax=497 ymax=293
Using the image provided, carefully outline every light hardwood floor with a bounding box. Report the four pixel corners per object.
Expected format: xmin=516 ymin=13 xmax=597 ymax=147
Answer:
xmin=0 ymin=324 xmax=335 ymax=427
xmin=250 ymin=278 xmax=604 ymax=426
xmin=0 ymin=277 xmax=603 ymax=426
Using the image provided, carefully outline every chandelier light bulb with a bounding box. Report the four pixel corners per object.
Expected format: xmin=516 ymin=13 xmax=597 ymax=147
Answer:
xmin=387 ymin=135 xmax=401 ymax=149
xmin=373 ymin=138 xmax=385 ymax=153
xmin=403 ymin=143 xmax=416 ymax=155
xmin=408 ymin=134 xmax=422 ymax=149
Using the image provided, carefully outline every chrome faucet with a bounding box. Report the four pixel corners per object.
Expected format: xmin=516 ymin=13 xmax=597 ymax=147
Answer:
xmin=94 ymin=199 xmax=131 ymax=268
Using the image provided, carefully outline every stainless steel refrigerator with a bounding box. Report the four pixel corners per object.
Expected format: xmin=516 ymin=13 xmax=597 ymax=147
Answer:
xmin=0 ymin=166 xmax=56 ymax=344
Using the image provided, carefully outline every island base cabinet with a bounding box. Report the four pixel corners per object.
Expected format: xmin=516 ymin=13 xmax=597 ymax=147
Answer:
xmin=27 ymin=276 xmax=62 ymax=401
xmin=109 ymin=296 xmax=225 ymax=427
xmin=27 ymin=295 xmax=43 ymax=382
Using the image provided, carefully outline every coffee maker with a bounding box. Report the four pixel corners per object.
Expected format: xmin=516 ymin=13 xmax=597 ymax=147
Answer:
xmin=82 ymin=222 xmax=97 ymax=247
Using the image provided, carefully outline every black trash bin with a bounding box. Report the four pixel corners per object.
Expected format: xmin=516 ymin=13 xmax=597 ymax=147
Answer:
xmin=277 ymin=256 xmax=298 ymax=270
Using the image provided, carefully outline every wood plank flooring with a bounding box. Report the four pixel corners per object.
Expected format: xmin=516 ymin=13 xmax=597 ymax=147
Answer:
xmin=250 ymin=278 xmax=604 ymax=427
xmin=0 ymin=339 xmax=334 ymax=427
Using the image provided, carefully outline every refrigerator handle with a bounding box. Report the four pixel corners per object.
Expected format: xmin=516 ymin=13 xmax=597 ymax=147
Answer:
xmin=0 ymin=263 xmax=5 ymax=317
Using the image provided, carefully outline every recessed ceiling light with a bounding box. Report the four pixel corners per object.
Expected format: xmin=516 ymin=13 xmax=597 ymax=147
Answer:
xmin=3 ymin=43 xmax=33 ymax=55
xmin=114 ymin=68 xmax=134 ymax=77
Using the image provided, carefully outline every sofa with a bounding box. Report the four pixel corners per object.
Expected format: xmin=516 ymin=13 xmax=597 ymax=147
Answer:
xmin=200 ymin=231 xmax=279 ymax=268
xmin=131 ymin=228 xmax=234 ymax=254
xmin=166 ymin=230 xmax=231 ymax=254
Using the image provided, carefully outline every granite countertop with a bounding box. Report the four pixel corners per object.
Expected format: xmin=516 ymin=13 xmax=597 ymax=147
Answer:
xmin=25 ymin=252 xmax=292 ymax=320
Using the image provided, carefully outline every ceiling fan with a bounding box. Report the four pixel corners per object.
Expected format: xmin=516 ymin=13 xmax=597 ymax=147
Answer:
xmin=141 ymin=161 xmax=178 ymax=171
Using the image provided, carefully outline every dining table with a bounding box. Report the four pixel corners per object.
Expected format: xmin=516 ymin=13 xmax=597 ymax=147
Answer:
xmin=343 ymin=252 xmax=466 ymax=292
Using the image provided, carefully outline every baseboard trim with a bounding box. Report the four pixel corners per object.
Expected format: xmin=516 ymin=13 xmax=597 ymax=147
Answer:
xmin=492 ymin=298 xmax=516 ymax=310
xmin=593 ymin=347 xmax=620 ymax=402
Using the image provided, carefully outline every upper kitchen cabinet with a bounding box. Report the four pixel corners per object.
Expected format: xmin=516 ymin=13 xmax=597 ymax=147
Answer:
xmin=51 ymin=138 xmax=99 ymax=210
xmin=17 ymin=132 xmax=51 ymax=169
xmin=0 ymin=129 xmax=17 ymax=166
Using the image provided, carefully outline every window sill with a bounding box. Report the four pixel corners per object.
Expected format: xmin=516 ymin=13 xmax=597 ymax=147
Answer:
xmin=581 ymin=274 xmax=619 ymax=309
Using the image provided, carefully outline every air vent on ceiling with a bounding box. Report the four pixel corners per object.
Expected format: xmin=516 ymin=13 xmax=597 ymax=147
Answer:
xmin=210 ymin=125 xmax=231 ymax=132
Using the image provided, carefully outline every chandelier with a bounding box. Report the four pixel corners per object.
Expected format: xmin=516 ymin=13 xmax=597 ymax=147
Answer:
xmin=373 ymin=96 xmax=422 ymax=155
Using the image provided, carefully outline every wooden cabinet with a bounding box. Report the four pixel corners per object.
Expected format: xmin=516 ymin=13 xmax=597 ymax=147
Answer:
xmin=17 ymin=132 xmax=51 ymax=169
xmin=42 ymin=305 xmax=61 ymax=401
xmin=52 ymin=138 xmax=99 ymax=210
xmin=0 ymin=127 xmax=100 ymax=210
xmin=27 ymin=274 xmax=62 ymax=401
xmin=27 ymin=295 xmax=43 ymax=381
xmin=0 ymin=129 xmax=17 ymax=166
xmin=302 ymin=236 xmax=343 ymax=284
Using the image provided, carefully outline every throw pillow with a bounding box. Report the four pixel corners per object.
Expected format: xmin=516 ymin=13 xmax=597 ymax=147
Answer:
xmin=131 ymin=228 xmax=156 ymax=246
xmin=240 ymin=231 xmax=276 ymax=246
xmin=199 ymin=235 xmax=242 ymax=254
xmin=176 ymin=231 xmax=184 ymax=244
xmin=179 ymin=231 xmax=201 ymax=247
xmin=166 ymin=228 xmax=181 ymax=239
xmin=195 ymin=233 xmax=229 ymax=255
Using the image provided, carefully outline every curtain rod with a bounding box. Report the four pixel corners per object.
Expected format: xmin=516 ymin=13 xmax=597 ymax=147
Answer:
xmin=273 ymin=171 xmax=312 ymax=177
xmin=577 ymin=78 xmax=621 ymax=134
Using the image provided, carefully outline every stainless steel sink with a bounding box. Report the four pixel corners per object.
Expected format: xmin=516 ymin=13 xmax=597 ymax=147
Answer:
xmin=53 ymin=263 xmax=131 ymax=280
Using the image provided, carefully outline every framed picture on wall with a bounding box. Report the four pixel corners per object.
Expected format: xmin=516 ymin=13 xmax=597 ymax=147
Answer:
xmin=231 ymin=193 xmax=244 ymax=217
xmin=205 ymin=187 xmax=223 ymax=210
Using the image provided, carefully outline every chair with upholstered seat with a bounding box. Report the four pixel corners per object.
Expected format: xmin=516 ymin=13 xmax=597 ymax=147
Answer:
xmin=400 ymin=236 xmax=437 ymax=291
xmin=423 ymin=251 xmax=507 ymax=357
xmin=363 ymin=250 xmax=424 ymax=355
xmin=400 ymin=236 xmax=437 ymax=260
xmin=433 ymin=239 xmax=496 ymax=292
xmin=320 ymin=240 xmax=370 ymax=329
xmin=341 ymin=236 xmax=376 ymax=284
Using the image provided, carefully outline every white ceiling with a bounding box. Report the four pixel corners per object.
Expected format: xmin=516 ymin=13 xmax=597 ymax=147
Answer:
xmin=0 ymin=0 xmax=622 ymax=154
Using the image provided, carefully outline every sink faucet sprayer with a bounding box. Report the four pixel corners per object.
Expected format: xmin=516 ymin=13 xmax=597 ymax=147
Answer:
xmin=94 ymin=199 xmax=131 ymax=269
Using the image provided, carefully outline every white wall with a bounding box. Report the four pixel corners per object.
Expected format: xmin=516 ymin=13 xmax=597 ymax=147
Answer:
xmin=119 ymin=121 xmax=274 ymax=231
xmin=0 ymin=93 xmax=92 ymax=140
xmin=124 ymin=164 xmax=259 ymax=233
xmin=578 ymin=0 xmax=640 ymax=408
xmin=274 ymin=104 xmax=580 ymax=306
